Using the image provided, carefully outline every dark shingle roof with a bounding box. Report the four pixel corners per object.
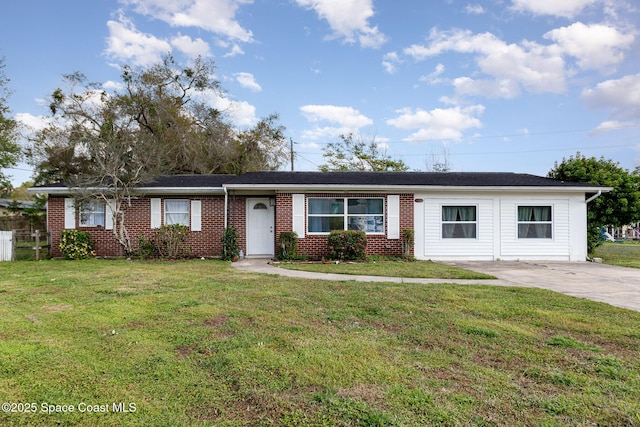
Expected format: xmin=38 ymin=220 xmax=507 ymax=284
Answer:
xmin=30 ymin=171 xmax=604 ymax=191
xmin=226 ymin=171 xmax=599 ymax=188
xmin=142 ymin=174 xmax=231 ymax=188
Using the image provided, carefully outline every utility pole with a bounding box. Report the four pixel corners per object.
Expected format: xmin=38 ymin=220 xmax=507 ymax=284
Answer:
xmin=290 ymin=138 xmax=295 ymax=171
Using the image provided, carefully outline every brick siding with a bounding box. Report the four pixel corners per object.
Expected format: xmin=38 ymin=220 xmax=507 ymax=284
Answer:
xmin=48 ymin=192 xmax=414 ymax=259
xmin=275 ymin=193 xmax=414 ymax=260
xmin=48 ymin=196 xmax=227 ymax=258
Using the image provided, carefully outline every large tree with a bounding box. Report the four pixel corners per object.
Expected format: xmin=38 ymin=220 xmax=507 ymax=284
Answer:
xmin=319 ymin=133 xmax=409 ymax=172
xmin=548 ymin=152 xmax=640 ymax=252
xmin=28 ymin=55 xmax=287 ymax=254
xmin=0 ymin=57 xmax=20 ymax=196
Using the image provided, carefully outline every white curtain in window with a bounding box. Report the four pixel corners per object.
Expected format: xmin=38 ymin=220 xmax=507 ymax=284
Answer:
xmin=165 ymin=200 xmax=189 ymax=226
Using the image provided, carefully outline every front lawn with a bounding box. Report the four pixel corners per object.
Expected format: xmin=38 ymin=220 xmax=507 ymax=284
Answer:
xmin=1 ymin=259 xmax=639 ymax=426
xmin=594 ymin=241 xmax=640 ymax=268
xmin=276 ymin=259 xmax=496 ymax=279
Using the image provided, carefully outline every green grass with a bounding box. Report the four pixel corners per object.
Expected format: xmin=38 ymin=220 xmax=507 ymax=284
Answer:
xmin=594 ymin=241 xmax=640 ymax=268
xmin=276 ymin=259 xmax=496 ymax=280
xmin=1 ymin=259 xmax=640 ymax=426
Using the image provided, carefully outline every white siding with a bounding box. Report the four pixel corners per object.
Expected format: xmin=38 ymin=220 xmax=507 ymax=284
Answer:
xmin=422 ymin=196 xmax=495 ymax=260
xmin=499 ymin=197 xmax=570 ymax=260
xmin=414 ymin=192 xmax=588 ymax=261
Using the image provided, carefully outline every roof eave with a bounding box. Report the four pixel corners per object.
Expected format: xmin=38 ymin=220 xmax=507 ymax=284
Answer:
xmin=28 ymin=186 xmax=226 ymax=196
xmin=225 ymin=184 xmax=613 ymax=193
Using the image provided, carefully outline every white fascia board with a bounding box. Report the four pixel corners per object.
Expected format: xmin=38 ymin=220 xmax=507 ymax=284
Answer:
xmin=27 ymin=186 xmax=226 ymax=196
xmin=225 ymin=184 xmax=612 ymax=194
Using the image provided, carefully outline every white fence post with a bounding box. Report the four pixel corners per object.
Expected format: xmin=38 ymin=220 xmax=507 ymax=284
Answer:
xmin=0 ymin=230 xmax=13 ymax=262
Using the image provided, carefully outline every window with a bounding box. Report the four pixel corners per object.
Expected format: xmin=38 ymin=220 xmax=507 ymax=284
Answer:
xmin=80 ymin=201 xmax=105 ymax=227
xmin=165 ymin=199 xmax=190 ymax=226
xmin=518 ymin=206 xmax=552 ymax=239
xmin=307 ymin=197 xmax=384 ymax=233
xmin=442 ymin=206 xmax=477 ymax=238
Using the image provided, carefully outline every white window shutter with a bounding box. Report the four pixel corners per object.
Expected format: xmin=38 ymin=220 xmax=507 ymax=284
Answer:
xmin=387 ymin=195 xmax=400 ymax=239
xmin=105 ymin=200 xmax=116 ymax=230
xmin=191 ymin=200 xmax=202 ymax=232
xmin=292 ymin=194 xmax=305 ymax=238
xmin=150 ymin=198 xmax=161 ymax=229
xmin=64 ymin=198 xmax=76 ymax=229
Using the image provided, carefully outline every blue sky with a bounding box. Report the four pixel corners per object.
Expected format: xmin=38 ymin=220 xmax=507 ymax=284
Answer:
xmin=1 ymin=0 xmax=639 ymax=185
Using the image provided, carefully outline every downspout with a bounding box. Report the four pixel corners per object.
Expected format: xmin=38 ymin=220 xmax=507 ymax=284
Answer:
xmin=585 ymin=190 xmax=602 ymax=263
xmin=586 ymin=190 xmax=602 ymax=204
xmin=224 ymin=186 xmax=229 ymax=229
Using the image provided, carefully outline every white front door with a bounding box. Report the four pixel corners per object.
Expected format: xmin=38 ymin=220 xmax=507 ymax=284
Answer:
xmin=246 ymin=198 xmax=275 ymax=256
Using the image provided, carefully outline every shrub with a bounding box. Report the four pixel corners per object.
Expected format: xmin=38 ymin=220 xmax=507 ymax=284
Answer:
xmin=278 ymin=231 xmax=300 ymax=260
xmin=59 ymin=230 xmax=95 ymax=260
xmin=221 ymin=226 xmax=239 ymax=261
xmin=135 ymin=234 xmax=156 ymax=259
xmin=153 ymin=224 xmax=191 ymax=259
xmin=401 ymin=228 xmax=415 ymax=259
xmin=327 ymin=230 xmax=367 ymax=261
xmin=134 ymin=225 xmax=191 ymax=260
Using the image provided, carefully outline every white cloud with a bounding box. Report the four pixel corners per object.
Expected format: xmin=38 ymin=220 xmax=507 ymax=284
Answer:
xmin=544 ymin=22 xmax=634 ymax=72
xmin=223 ymin=44 xmax=245 ymax=57
xmin=170 ymin=34 xmax=212 ymax=57
xmin=386 ymin=105 xmax=485 ymax=142
xmin=102 ymin=80 xmax=125 ymax=91
xmin=294 ymin=0 xmax=387 ymax=48
xmin=15 ymin=113 xmax=50 ymax=132
xmin=300 ymin=105 xmax=373 ymax=128
xmin=510 ymin=0 xmax=599 ymax=18
xmin=419 ymin=63 xmax=446 ymax=85
xmin=405 ymin=28 xmax=567 ymax=98
xmin=381 ymin=51 xmax=401 ymax=74
xmin=591 ymin=120 xmax=636 ymax=134
xmin=120 ymin=0 xmax=254 ymax=42
xmin=105 ymin=15 xmax=172 ymax=66
xmin=465 ymin=4 xmax=486 ymax=14
xmin=235 ymin=72 xmax=262 ymax=92
xmin=582 ymin=73 xmax=640 ymax=119
xmin=300 ymin=105 xmax=373 ymax=141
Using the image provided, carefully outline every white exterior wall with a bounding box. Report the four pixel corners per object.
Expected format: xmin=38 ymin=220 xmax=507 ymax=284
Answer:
xmin=414 ymin=192 xmax=588 ymax=261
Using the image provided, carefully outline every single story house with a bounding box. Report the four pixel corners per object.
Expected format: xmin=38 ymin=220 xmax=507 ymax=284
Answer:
xmin=31 ymin=171 xmax=609 ymax=261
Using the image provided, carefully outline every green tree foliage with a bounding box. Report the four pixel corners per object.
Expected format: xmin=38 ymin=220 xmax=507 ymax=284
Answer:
xmin=320 ymin=133 xmax=409 ymax=172
xmin=0 ymin=58 xmax=20 ymax=194
xmin=548 ymin=153 xmax=640 ymax=252
xmin=27 ymin=55 xmax=287 ymax=254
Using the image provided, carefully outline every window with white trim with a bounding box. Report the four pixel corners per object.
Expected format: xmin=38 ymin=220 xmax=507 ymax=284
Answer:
xmin=80 ymin=201 xmax=105 ymax=227
xmin=517 ymin=206 xmax=552 ymax=239
xmin=442 ymin=205 xmax=477 ymax=238
xmin=165 ymin=199 xmax=190 ymax=226
xmin=307 ymin=197 xmax=384 ymax=233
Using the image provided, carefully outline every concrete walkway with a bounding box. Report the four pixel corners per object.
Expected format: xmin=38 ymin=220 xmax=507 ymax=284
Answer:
xmin=232 ymin=258 xmax=640 ymax=312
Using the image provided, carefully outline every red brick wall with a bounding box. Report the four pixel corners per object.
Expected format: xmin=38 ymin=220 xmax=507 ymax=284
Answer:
xmin=48 ymin=192 xmax=414 ymax=259
xmin=48 ymin=196 xmax=227 ymax=258
xmin=275 ymin=193 xmax=414 ymax=260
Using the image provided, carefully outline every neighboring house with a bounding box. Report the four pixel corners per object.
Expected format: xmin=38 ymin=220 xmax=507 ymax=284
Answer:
xmin=31 ymin=171 xmax=609 ymax=261
xmin=0 ymin=198 xmax=41 ymax=216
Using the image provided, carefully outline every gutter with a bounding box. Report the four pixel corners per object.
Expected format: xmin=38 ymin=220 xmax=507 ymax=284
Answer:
xmin=224 ymin=186 xmax=229 ymax=229
xmin=586 ymin=190 xmax=602 ymax=203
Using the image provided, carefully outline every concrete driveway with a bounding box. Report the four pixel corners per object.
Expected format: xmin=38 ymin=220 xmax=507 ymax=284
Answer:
xmin=233 ymin=259 xmax=640 ymax=312
xmin=450 ymin=261 xmax=640 ymax=312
